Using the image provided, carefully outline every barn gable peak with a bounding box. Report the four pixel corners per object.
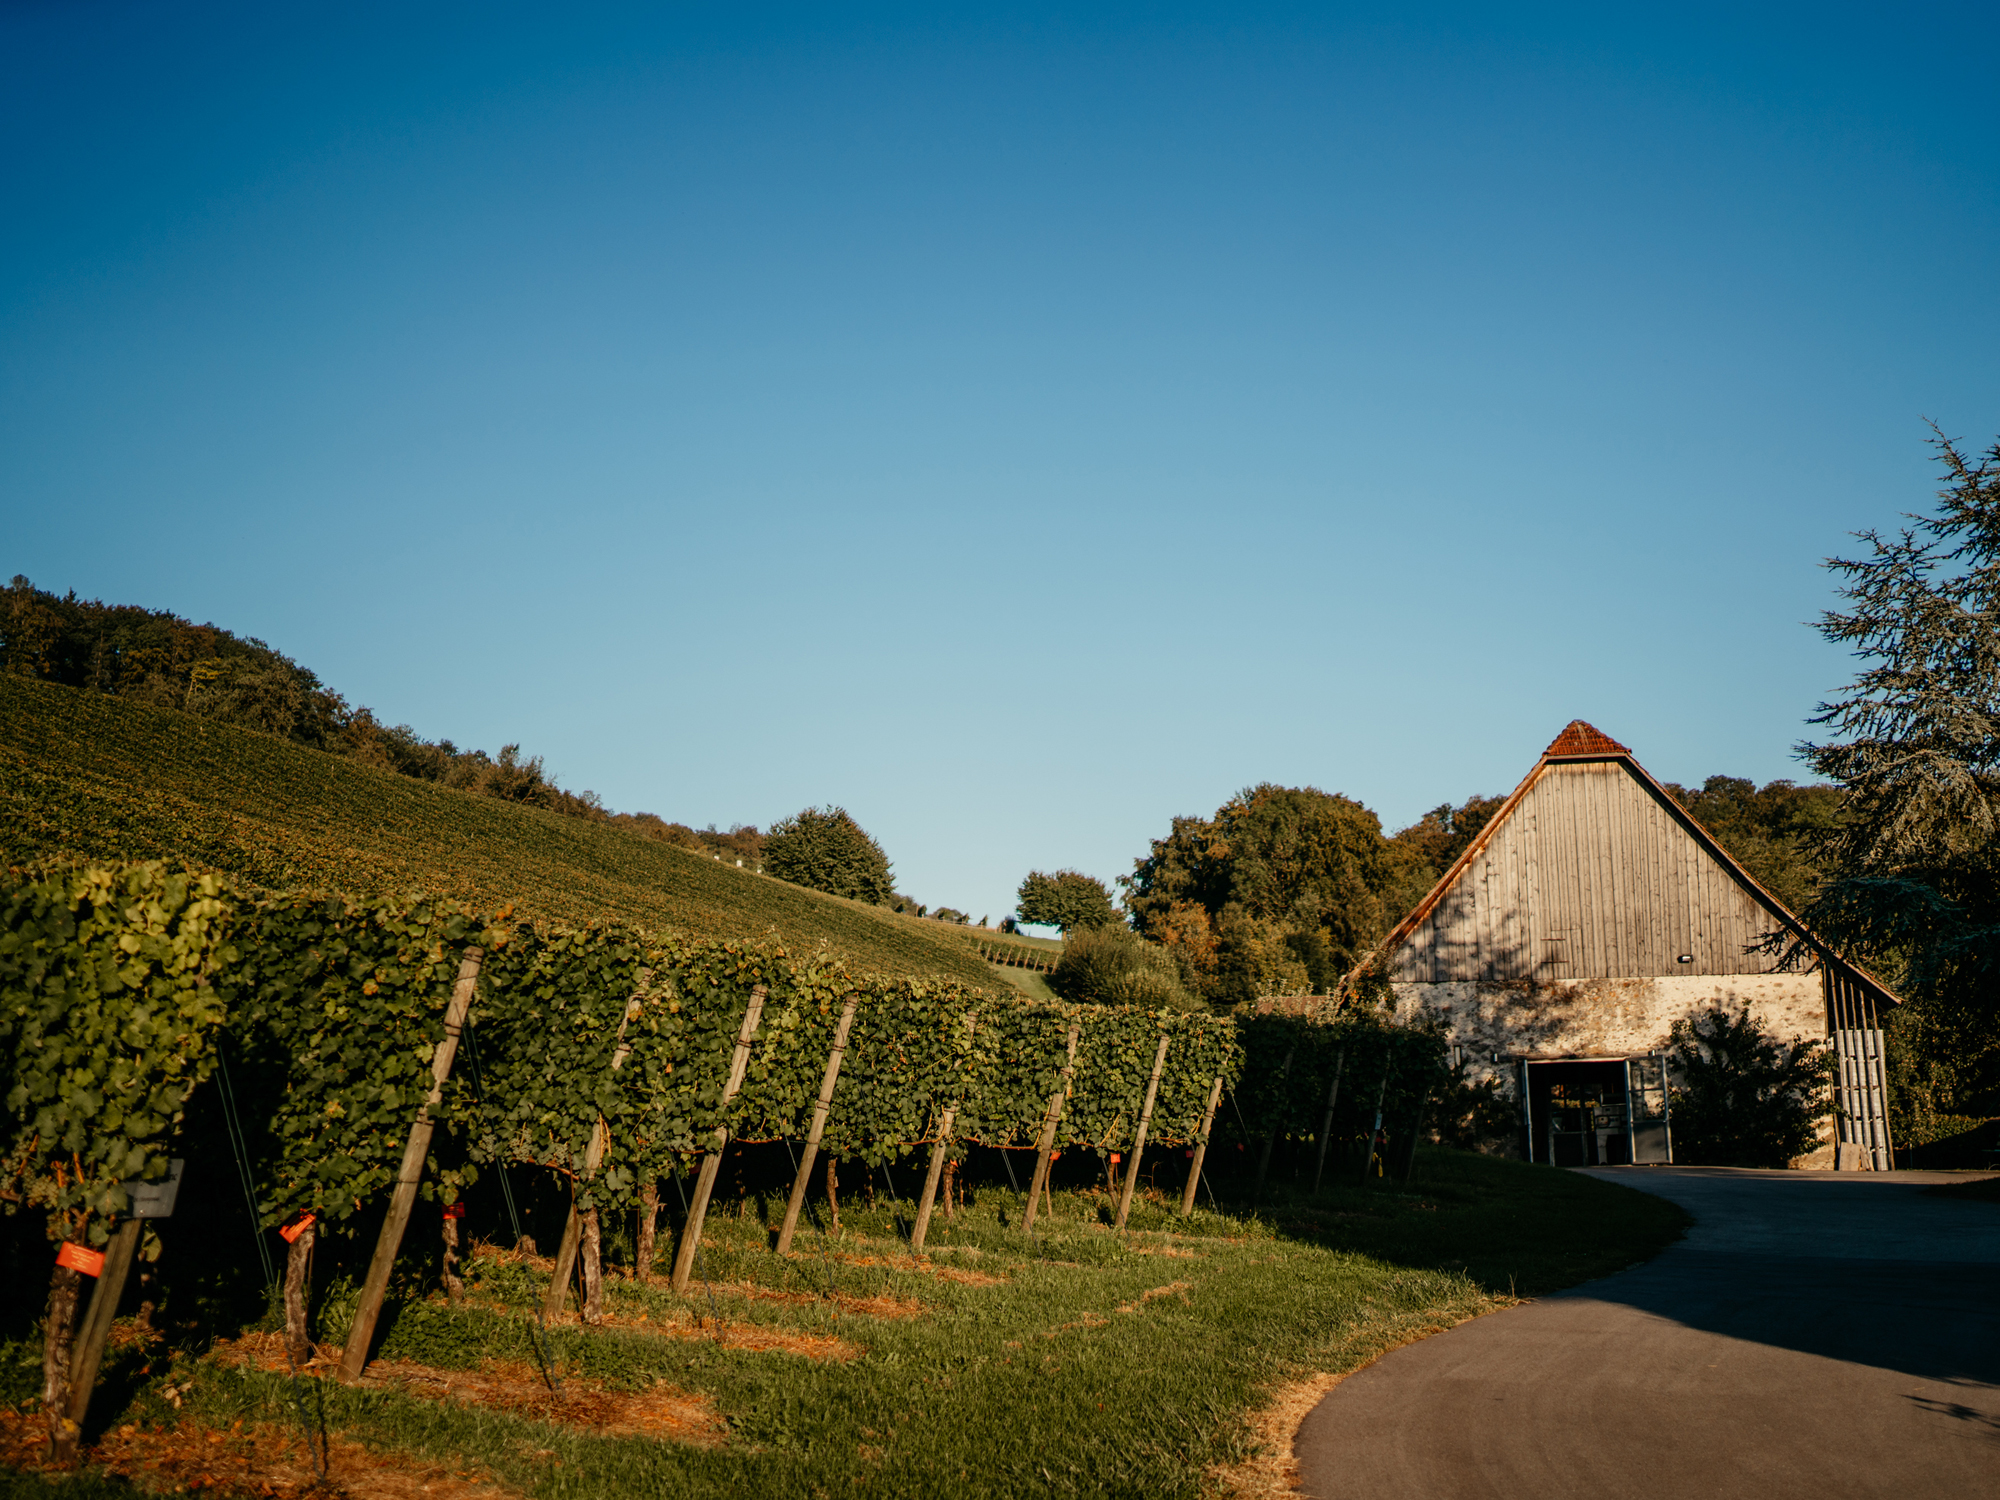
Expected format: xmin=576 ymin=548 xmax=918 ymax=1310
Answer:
xmin=1543 ymin=720 xmax=1630 ymax=759
xmin=1359 ymin=722 xmax=1898 ymax=1011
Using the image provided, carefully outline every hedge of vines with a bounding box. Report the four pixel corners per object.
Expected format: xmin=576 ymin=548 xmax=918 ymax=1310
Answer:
xmin=0 ymin=861 xmax=1447 ymax=1261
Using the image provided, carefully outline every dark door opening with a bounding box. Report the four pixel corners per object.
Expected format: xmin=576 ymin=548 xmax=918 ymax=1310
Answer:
xmin=1520 ymin=1057 xmax=1671 ymax=1166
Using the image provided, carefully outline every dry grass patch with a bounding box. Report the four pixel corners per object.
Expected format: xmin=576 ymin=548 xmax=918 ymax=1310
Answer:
xmin=814 ymin=1249 xmax=1008 ymax=1287
xmin=215 ymin=1333 xmax=732 ymax=1442
xmin=359 ymin=1357 xmax=726 ymax=1445
xmin=590 ymin=1307 xmax=861 ymax=1360
xmin=684 ymin=1280 xmax=927 ymax=1321
xmin=1115 ymin=1281 xmax=1193 ymax=1314
xmin=0 ymin=1410 xmax=512 ymax=1500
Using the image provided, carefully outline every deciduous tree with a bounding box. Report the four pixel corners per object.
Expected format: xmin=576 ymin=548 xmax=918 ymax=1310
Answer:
xmin=1015 ymin=870 xmax=1120 ymax=932
xmin=765 ymin=806 xmax=895 ymax=904
xmin=1123 ymin=785 xmax=1430 ymax=1006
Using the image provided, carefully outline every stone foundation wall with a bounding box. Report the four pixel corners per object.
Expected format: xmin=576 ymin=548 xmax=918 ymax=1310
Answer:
xmin=1393 ymin=973 xmax=1837 ymax=1168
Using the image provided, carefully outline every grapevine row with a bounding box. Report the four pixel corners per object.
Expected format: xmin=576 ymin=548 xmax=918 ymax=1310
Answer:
xmin=0 ymin=860 xmax=1446 ymax=1453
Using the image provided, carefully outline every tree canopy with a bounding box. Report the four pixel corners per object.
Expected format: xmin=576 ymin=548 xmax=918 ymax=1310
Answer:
xmin=764 ymin=806 xmax=896 ymax=905
xmin=1015 ymin=870 xmax=1120 ymax=932
xmin=1123 ymin=783 xmax=1433 ymax=1007
xmin=1661 ymin=776 xmax=1843 ymax=915
xmin=1387 ymin=794 xmax=1507 ymax=882
xmin=1791 ymin=427 xmax=2000 ymax=1142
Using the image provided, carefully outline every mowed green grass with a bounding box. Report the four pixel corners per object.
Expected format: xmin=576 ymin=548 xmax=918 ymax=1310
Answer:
xmin=0 ymin=676 xmax=996 ymax=986
xmin=6 ymin=1153 xmax=1685 ymax=1500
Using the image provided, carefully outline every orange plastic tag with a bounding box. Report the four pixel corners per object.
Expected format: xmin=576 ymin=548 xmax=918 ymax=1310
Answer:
xmin=442 ymin=1202 xmax=465 ymax=1220
xmin=1109 ymin=1153 xmax=1122 ymax=1164
xmin=279 ymin=1213 xmax=316 ymax=1245
xmin=56 ymin=1242 xmax=104 ymax=1277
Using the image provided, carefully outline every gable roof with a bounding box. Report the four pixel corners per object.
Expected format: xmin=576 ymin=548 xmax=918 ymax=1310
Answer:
xmin=1364 ymin=721 xmax=1897 ymax=1004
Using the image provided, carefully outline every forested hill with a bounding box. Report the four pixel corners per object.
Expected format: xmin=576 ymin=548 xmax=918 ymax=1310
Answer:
xmin=0 ymin=576 xmax=735 ymax=850
xmin=0 ymin=674 xmax=997 ymax=987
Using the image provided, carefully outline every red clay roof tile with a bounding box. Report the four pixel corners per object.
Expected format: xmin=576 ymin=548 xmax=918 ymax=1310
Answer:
xmin=1543 ymin=720 xmax=1631 ymax=758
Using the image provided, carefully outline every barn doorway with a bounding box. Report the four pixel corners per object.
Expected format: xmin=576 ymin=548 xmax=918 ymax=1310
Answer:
xmin=1521 ymin=1055 xmax=1673 ymax=1166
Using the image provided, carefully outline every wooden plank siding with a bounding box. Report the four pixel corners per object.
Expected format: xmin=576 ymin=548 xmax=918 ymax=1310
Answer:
xmin=1388 ymin=760 xmax=1784 ymax=983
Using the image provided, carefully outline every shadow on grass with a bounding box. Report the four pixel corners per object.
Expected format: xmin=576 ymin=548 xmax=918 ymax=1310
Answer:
xmin=1226 ymin=1147 xmax=1691 ymax=1297
xmin=0 ymin=1148 xmax=1696 ymax=1500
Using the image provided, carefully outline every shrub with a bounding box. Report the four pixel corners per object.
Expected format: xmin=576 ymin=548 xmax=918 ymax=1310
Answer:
xmin=1047 ymin=927 xmax=1199 ymax=1012
xmin=1666 ymin=1005 xmax=1832 ymax=1166
xmin=1432 ymin=1068 xmax=1519 ymax=1151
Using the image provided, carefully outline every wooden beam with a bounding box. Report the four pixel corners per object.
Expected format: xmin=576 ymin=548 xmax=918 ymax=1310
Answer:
xmin=339 ymin=947 xmax=484 ymax=1382
xmin=774 ymin=994 xmax=861 ymax=1257
xmin=1113 ymin=1034 xmax=1171 ymax=1231
xmin=910 ymin=1015 xmax=977 ymax=1254
xmin=1253 ymin=1044 xmax=1297 ymax=1200
xmin=542 ymin=989 xmax=645 ymax=1323
xmin=1311 ymin=1051 xmax=1346 ymax=1194
xmin=1179 ymin=1075 xmax=1226 ymax=1215
xmin=58 ymin=1218 xmax=141 ymax=1455
xmin=670 ymin=985 xmax=766 ymax=1294
xmin=1021 ymin=1024 xmax=1081 ymax=1234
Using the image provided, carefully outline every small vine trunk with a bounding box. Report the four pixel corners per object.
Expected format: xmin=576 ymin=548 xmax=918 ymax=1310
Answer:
xmin=826 ymin=1158 xmax=840 ymax=1235
xmin=283 ymin=1222 xmax=315 ymax=1364
xmin=43 ymin=1262 xmax=82 ymax=1463
xmin=441 ymin=1213 xmax=463 ymax=1303
xmin=635 ymin=1184 xmax=658 ymax=1283
xmin=942 ymin=1159 xmax=957 ymax=1220
xmin=580 ymin=1210 xmax=604 ymax=1324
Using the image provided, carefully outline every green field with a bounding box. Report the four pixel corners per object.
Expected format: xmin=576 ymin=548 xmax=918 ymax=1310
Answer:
xmin=0 ymin=1152 xmax=1685 ymax=1500
xmin=0 ymin=676 xmax=997 ymax=987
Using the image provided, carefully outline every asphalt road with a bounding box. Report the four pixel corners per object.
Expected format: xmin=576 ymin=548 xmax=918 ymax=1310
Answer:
xmin=1293 ymin=1167 xmax=2000 ymax=1500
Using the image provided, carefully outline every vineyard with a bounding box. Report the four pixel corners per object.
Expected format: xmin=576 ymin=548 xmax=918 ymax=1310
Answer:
xmin=0 ymin=675 xmax=1000 ymax=987
xmin=0 ymin=856 xmax=1473 ymax=1491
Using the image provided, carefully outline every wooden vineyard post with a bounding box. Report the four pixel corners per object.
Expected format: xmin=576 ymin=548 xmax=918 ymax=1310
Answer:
xmin=1253 ymin=1045 xmax=1297 ymax=1201
xmin=911 ymin=1015 xmax=978 ymax=1254
xmin=635 ymin=1184 xmax=659 ymax=1282
xmin=1360 ymin=1065 xmax=1390 ymax=1181
xmin=1311 ymin=1050 xmax=1347 ymax=1194
xmin=1113 ymin=1033 xmax=1172 ymax=1231
xmin=543 ymin=991 xmax=644 ymax=1323
xmin=1179 ymin=1075 xmax=1226 ymax=1214
xmin=1397 ymin=1088 xmax=1432 ymax=1183
xmin=282 ymin=1217 xmax=316 ymax=1364
xmin=340 ymin=946 xmax=484 ymax=1382
xmin=1021 ymin=1024 xmax=1081 ymax=1235
xmin=670 ymin=985 xmax=767 ymax=1294
xmin=56 ymin=1219 xmax=142 ymax=1461
xmin=774 ymin=995 xmax=862 ymax=1256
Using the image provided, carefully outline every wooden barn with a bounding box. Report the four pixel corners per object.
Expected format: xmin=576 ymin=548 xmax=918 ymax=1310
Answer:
xmin=1370 ymin=721 xmax=1895 ymax=1170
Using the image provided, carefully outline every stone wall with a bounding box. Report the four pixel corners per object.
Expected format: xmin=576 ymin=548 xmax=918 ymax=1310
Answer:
xmin=1392 ymin=973 xmax=1826 ymax=1080
xmin=1393 ymin=973 xmax=1837 ymax=1168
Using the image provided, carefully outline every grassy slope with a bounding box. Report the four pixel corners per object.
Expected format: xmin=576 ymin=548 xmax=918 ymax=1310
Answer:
xmin=0 ymin=1153 xmax=1687 ymax=1500
xmin=0 ymin=675 xmax=995 ymax=987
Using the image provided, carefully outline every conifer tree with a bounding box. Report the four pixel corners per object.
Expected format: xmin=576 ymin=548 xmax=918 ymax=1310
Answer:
xmin=1797 ymin=426 xmax=2000 ymax=1136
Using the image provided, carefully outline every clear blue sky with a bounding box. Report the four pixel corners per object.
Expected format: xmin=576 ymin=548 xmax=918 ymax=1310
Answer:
xmin=5 ymin=3 xmax=1997 ymax=925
